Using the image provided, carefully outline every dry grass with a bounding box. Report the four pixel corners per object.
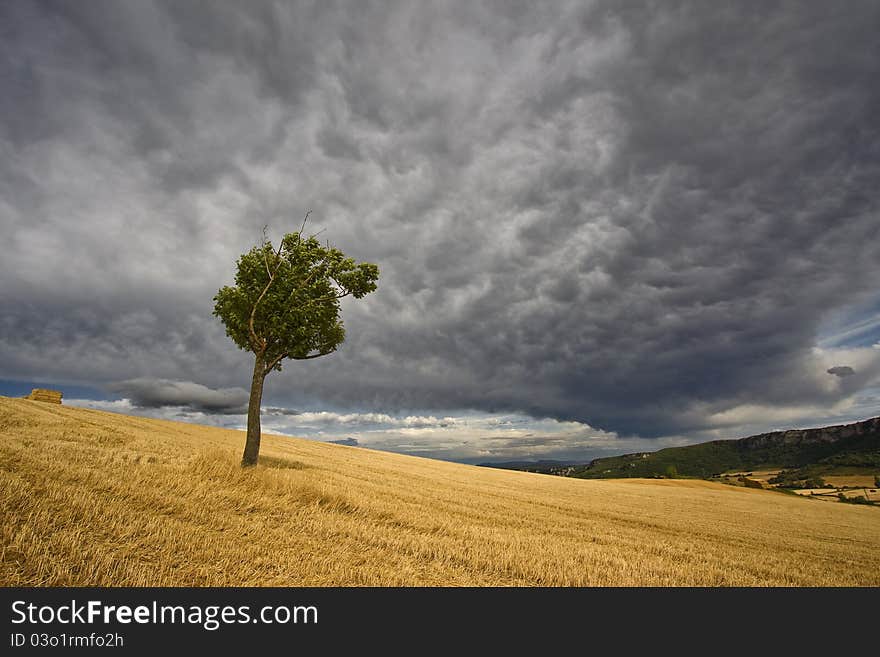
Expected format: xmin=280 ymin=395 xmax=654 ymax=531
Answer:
xmin=823 ymin=475 xmax=876 ymax=488
xmin=719 ymin=469 xmax=781 ymax=482
xmin=839 ymin=488 xmax=880 ymax=502
xmin=2 ymin=396 xmax=879 ymax=586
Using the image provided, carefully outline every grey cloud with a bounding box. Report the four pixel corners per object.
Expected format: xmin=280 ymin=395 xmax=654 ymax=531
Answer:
xmin=328 ymin=437 xmax=359 ymax=447
xmin=317 ymin=126 xmax=362 ymax=162
xmin=264 ymin=407 xmax=302 ymax=416
xmin=827 ymin=366 xmax=856 ymax=378
xmin=2 ymin=1 xmax=880 ymax=446
xmin=110 ymin=379 xmax=249 ymax=414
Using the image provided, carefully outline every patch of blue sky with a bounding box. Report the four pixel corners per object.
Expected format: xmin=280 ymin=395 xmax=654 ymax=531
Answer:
xmin=817 ymin=297 xmax=880 ymax=349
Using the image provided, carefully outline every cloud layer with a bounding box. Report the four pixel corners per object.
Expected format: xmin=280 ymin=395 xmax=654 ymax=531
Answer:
xmin=110 ymin=378 xmax=249 ymax=414
xmin=3 ymin=2 xmax=880 ymax=447
xmin=65 ymin=395 xmax=635 ymax=464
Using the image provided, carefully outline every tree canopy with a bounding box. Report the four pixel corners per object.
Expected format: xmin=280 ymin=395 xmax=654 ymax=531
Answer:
xmin=214 ymin=229 xmax=379 ymax=375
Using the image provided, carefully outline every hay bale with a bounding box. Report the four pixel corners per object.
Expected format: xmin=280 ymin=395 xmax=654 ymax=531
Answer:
xmin=26 ymin=388 xmax=63 ymax=404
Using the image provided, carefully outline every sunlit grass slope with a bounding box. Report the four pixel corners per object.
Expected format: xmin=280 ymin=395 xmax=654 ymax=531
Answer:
xmin=2 ymin=397 xmax=879 ymax=586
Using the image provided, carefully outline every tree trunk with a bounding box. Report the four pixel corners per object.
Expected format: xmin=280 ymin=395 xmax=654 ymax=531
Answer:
xmin=242 ymin=353 xmax=266 ymax=467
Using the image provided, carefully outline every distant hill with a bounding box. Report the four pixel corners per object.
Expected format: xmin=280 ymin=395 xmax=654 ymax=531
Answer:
xmin=567 ymin=416 xmax=880 ymax=480
xmin=477 ymin=459 xmax=580 ymax=473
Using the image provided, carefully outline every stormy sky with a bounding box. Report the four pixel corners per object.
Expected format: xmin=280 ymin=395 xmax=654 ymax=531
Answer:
xmin=2 ymin=1 xmax=880 ymax=463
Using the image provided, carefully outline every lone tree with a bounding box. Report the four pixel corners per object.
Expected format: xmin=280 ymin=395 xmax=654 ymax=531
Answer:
xmin=213 ymin=216 xmax=379 ymax=466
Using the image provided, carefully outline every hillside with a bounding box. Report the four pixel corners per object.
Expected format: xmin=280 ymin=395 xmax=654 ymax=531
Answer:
xmin=2 ymin=396 xmax=879 ymax=586
xmin=569 ymin=417 xmax=880 ymax=481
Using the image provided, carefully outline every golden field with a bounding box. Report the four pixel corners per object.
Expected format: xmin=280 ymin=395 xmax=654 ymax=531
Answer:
xmin=822 ymin=474 xmax=877 ymax=488
xmin=2 ymin=396 xmax=879 ymax=586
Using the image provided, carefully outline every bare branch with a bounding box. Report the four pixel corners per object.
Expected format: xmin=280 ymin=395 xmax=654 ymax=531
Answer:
xmin=247 ymin=294 xmax=268 ymax=352
xmin=292 ymin=347 xmax=337 ymax=361
xmin=265 ymin=343 xmax=337 ymax=372
xmin=260 ymin=225 xmax=273 ymax=277
xmin=263 ymin=351 xmax=289 ymax=374
xmin=305 ymin=291 xmax=350 ymax=305
xmin=248 ymin=251 xmax=286 ymax=352
xmin=298 ymin=210 xmax=312 ymax=238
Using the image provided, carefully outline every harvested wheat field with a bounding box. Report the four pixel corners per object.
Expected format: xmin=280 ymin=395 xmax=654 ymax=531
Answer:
xmin=2 ymin=396 xmax=879 ymax=586
xmin=823 ymin=474 xmax=877 ymax=488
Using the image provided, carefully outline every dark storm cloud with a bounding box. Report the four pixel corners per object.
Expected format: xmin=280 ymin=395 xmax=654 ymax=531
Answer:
xmin=827 ymin=366 xmax=855 ymax=378
xmin=110 ymin=378 xmax=249 ymax=414
xmin=2 ymin=1 xmax=880 ymax=444
xmin=328 ymin=437 xmax=359 ymax=447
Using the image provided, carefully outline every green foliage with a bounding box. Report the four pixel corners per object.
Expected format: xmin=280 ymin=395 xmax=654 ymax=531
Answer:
xmin=571 ymin=442 xmax=749 ymax=479
xmin=213 ymin=229 xmax=379 ymax=372
xmin=768 ymin=470 xmax=820 ymax=488
xmin=569 ymin=424 xmax=880 ymax=481
xmin=837 ymin=493 xmax=875 ymax=506
xmin=770 ymin=463 xmax=880 ymax=489
xmin=665 ymin=464 xmax=678 ymax=479
xmin=819 ymin=451 xmax=880 ymax=467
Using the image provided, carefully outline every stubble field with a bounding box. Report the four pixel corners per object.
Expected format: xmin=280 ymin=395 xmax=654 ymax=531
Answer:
xmin=2 ymin=397 xmax=878 ymax=586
